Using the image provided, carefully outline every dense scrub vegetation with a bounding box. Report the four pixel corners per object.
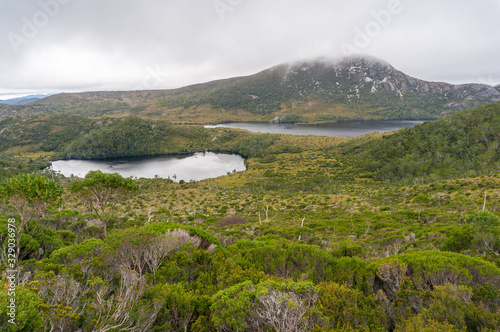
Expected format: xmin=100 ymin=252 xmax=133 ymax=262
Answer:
xmin=1 ymin=102 xmax=500 ymax=331
xmin=340 ymin=102 xmax=500 ymax=182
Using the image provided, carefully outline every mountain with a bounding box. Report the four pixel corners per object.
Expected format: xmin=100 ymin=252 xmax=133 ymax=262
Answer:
xmin=0 ymin=93 xmax=53 ymax=105
xmin=3 ymin=56 xmax=500 ymax=123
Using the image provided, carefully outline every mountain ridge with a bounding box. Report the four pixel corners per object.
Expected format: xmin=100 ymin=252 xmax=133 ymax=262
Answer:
xmin=3 ymin=55 xmax=499 ymax=123
xmin=0 ymin=93 xmax=52 ymax=105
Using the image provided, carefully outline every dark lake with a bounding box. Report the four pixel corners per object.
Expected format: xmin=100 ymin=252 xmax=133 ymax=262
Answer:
xmin=50 ymin=152 xmax=246 ymax=182
xmin=51 ymin=121 xmax=425 ymax=180
xmin=205 ymin=120 xmax=425 ymax=137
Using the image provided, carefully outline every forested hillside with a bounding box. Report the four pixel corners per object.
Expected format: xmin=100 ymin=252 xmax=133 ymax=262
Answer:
xmin=342 ymin=101 xmax=500 ymax=181
xmin=1 ymin=102 xmax=500 ymax=331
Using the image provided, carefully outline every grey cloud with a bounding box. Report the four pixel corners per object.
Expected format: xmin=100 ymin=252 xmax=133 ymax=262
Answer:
xmin=0 ymin=0 xmax=499 ymax=98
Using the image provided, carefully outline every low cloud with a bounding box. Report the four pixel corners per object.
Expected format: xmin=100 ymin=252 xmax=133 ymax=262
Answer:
xmin=1 ymin=0 xmax=499 ymax=98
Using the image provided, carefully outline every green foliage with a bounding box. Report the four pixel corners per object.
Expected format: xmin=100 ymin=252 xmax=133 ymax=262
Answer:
xmin=372 ymin=251 xmax=500 ymax=292
xmin=105 ymin=227 xmax=159 ymax=249
xmin=0 ymin=285 xmax=44 ymax=331
xmin=466 ymin=210 xmax=500 ymax=256
xmin=0 ymin=115 xmax=256 ymax=162
xmin=19 ymin=226 xmax=64 ymax=260
xmin=467 ymin=211 xmax=500 ymax=230
xmin=353 ymin=102 xmax=500 ymax=181
xmin=412 ymin=194 xmax=430 ymax=205
xmin=318 ymin=282 xmax=387 ymax=330
xmin=418 ymin=283 xmax=500 ymax=331
xmin=49 ymin=238 xmax=106 ymax=282
xmin=56 ymin=230 xmax=77 ymax=246
xmin=211 ymin=280 xmax=322 ymax=332
xmin=63 ymin=117 xmax=172 ymax=159
xmin=279 ymin=114 xmax=304 ymax=123
xmin=0 ymin=173 xmax=63 ymax=207
xmin=236 ymin=134 xmax=278 ymax=158
xmin=210 ymin=281 xmax=256 ymax=331
xmin=229 ymin=240 xmax=372 ymax=289
xmin=0 ymin=153 xmax=51 ymax=181
xmin=442 ymin=225 xmax=475 ymax=253
xmin=69 ymin=170 xmax=138 ymax=193
xmin=50 ymin=238 xmax=105 ymax=265
xmin=394 ymin=314 xmax=466 ymax=332
xmin=144 ymin=283 xmax=198 ymax=331
xmin=3 ymin=103 xmax=500 ymax=331
xmin=40 ymin=115 xmax=93 ymax=152
xmin=69 ymin=170 xmax=138 ymax=235
xmin=1 ymin=173 xmax=63 ymax=265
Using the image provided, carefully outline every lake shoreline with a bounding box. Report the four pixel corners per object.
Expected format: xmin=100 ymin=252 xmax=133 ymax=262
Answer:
xmin=205 ymin=120 xmax=426 ymax=137
xmin=50 ymin=152 xmax=247 ymax=182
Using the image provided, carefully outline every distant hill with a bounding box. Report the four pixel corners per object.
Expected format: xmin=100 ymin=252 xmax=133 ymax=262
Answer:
xmin=347 ymin=101 xmax=500 ymax=181
xmin=3 ymin=56 xmax=499 ymax=123
xmin=0 ymin=94 xmax=52 ymax=105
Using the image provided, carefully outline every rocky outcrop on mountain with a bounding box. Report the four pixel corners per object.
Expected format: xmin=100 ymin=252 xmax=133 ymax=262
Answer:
xmin=269 ymin=56 xmax=500 ymax=115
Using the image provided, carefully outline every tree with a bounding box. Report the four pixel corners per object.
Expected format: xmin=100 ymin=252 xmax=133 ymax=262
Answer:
xmin=394 ymin=314 xmax=465 ymax=332
xmin=467 ymin=210 xmax=500 ymax=256
xmin=37 ymin=272 xmax=84 ymax=332
xmin=105 ymin=227 xmax=196 ymax=278
xmin=91 ymin=267 xmax=149 ymax=332
xmin=210 ymin=281 xmax=260 ymax=332
xmin=254 ymin=281 xmax=321 ymax=332
xmin=211 ymin=280 xmax=322 ymax=332
xmin=442 ymin=225 xmax=475 ymax=253
xmin=69 ymin=171 xmax=138 ymax=236
xmin=0 ymin=173 xmax=63 ymax=266
xmin=412 ymin=194 xmax=430 ymax=222
xmin=0 ymin=284 xmax=44 ymax=331
xmin=148 ymin=283 xmax=197 ymax=332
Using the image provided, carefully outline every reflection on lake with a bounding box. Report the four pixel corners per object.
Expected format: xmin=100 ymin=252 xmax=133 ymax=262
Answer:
xmin=50 ymin=152 xmax=246 ymax=182
xmin=205 ymin=120 xmax=426 ymax=137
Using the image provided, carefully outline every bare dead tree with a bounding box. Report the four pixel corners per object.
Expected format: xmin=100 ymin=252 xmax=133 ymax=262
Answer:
xmin=110 ymin=229 xmax=202 ymax=279
xmin=298 ymin=217 xmax=305 ymax=241
xmin=376 ymin=260 xmax=407 ymax=300
xmin=93 ymin=267 xmax=147 ymax=332
xmin=143 ymin=230 xmax=198 ymax=278
xmin=37 ymin=274 xmax=90 ymax=332
xmin=255 ymin=286 xmax=319 ymax=332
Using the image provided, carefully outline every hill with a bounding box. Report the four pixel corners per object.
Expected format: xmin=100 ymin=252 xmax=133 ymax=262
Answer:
xmin=0 ymin=93 xmax=52 ymax=105
xmin=343 ymin=101 xmax=500 ymax=181
xmin=3 ymin=56 xmax=499 ymax=123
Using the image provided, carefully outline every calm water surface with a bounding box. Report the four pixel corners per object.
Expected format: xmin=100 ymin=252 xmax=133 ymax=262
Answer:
xmin=51 ymin=152 xmax=246 ymax=181
xmin=205 ymin=120 xmax=425 ymax=137
xmin=51 ymin=121 xmax=425 ymax=180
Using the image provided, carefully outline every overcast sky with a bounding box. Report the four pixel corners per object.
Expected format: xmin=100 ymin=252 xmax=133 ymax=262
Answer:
xmin=1 ymin=0 xmax=499 ymax=99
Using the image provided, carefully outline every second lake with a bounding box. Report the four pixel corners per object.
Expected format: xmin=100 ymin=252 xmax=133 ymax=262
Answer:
xmin=205 ymin=120 xmax=426 ymax=137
